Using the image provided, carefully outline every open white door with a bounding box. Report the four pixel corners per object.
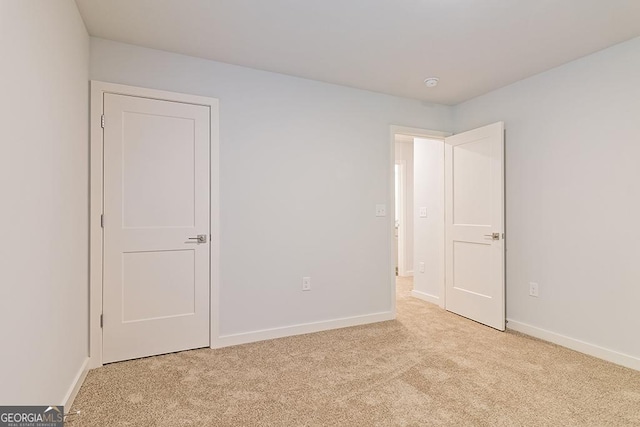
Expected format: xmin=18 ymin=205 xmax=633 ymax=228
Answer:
xmin=444 ymin=122 xmax=505 ymax=330
xmin=102 ymin=93 xmax=211 ymax=363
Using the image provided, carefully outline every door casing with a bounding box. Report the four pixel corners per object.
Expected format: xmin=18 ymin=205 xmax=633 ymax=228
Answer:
xmin=89 ymin=81 xmax=220 ymax=368
xmin=395 ymin=160 xmax=406 ymax=276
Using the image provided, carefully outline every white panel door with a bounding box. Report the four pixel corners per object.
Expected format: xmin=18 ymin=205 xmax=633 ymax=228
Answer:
xmin=444 ymin=122 xmax=505 ymax=330
xmin=103 ymin=93 xmax=210 ymax=363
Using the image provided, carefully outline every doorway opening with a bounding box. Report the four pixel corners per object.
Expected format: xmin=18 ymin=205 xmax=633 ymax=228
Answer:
xmin=389 ymin=123 xmax=506 ymax=332
xmin=390 ymin=126 xmax=449 ymax=316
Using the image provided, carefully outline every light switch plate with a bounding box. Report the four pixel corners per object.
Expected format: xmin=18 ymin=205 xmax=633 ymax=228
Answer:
xmin=419 ymin=207 xmax=427 ymax=218
xmin=375 ymin=204 xmax=387 ymax=217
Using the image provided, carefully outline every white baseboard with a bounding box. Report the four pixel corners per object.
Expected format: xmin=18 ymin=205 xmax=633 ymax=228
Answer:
xmin=411 ymin=289 xmax=440 ymax=306
xmin=507 ymin=319 xmax=640 ymax=372
xmin=62 ymin=357 xmax=89 ymax=412
xmin=212 ymin=311 xmax=395 ymax=349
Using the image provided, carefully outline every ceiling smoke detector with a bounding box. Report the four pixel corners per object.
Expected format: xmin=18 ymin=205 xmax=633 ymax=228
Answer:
xmin=424 ymin=77 xmax=439 ymax=88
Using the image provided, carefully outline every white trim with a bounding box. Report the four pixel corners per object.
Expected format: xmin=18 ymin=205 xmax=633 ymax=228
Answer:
xmin=411 ymin=290 xmax=440 ymax=306
xmin=89 ymin=82 xmax=103 ymax=368
xmin=209 ymin=97 xmax=221 ymax=350
xmin=390 ymin=125 xmax=451 ymax=312
xmin=390 ymin=126 xmax=451 ymax=139
xmin=213 ymin=312 xmax=395 ymax=348
xmin=405 ymin=270 xmax=414 ymax=276
xmin=62 ymin=357 xmax=89 ymax=412
xmin=89 ymin=81 xmax=221 ymax=367
xmin=436 ymin=139 xmax=447 ymax=310
xmin=507 ymin=319 xmax=640 ymax=372
xmin=388 ymin=129 xmax=397 ymax=317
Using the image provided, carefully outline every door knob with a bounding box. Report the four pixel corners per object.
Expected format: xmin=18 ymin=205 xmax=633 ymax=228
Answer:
xmin=484 ymin=233 xmax=500 ymax=241
xmin=188 ymin=234 xmax=207 ymax=243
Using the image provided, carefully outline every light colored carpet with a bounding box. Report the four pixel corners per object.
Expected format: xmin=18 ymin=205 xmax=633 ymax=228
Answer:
xmin=68 ymin=277 xmax=640 ymax=426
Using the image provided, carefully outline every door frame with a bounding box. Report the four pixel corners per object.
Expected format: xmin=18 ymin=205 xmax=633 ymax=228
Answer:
xmin=389 ymin=126 xmax=451 ymax=315
xmin=89 ymin=81 xmax=220 ymax=368
xmin=394 ymin=160 xmax=407 ymax=276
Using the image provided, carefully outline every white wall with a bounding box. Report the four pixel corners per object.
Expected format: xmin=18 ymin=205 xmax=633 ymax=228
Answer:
xmin=394 ymin=139 xmax=414 ymax=275
xmin=412 ymin=138 xmax=445 ymax=305
xmin=90 ymin=38 xmax=453 ymax=338
xmin=0 ymin=1 xmax=89 ymax=404
xmin=454 ymin=36 xmax=640 ymax=365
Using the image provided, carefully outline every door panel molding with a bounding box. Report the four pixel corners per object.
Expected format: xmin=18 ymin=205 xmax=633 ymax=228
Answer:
xmin=90 ymin=81 xmax=220 ymax=368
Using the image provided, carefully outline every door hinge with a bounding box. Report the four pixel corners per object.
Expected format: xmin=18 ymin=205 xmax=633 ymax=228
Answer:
xmin=101 ymin=115 xmax=105 ymax=128
xmin=100 ymin=214 xmax=104 ymax=228
xmin=100 ymin=314 xmax=103 ymax=328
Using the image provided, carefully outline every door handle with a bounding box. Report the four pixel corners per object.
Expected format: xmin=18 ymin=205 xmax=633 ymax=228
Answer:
xmin=188 ymin=234 xmax=207 ymax=243
xmin=484 ymin=233 xmax=500 ymax=241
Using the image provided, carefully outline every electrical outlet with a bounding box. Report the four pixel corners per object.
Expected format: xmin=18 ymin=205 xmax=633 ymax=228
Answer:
xmin=302 ymin=277 xmax=311 ymax=291
xmin=419 ymin=207 xmax=427 ymax=218
xmin=529 ymin=282 xmax=539 ymax=297
xmin=375 ymin=204 xmax=386 ymax=217
xmin=419 ymin=262 xmax=425 ymax=273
